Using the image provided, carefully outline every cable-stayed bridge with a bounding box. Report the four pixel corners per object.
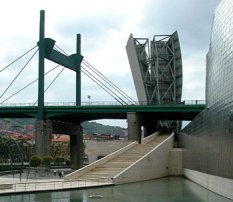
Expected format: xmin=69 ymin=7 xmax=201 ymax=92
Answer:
xmin=0 ymin=11 xmax=205 ymax=169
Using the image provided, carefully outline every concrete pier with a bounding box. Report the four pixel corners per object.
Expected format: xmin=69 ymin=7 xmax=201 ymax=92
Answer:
xmin=35 ymin=120 xmax=83 ymax=169
xmin=127 ymin=112 xmax=159 ymax=142
xmin=35 ymin=120 xmax=53 ymax=156
xmin=127 ymin=112 xmax=142 ymax=143
xmin=70 ymin=126 xmax=83 ymax=169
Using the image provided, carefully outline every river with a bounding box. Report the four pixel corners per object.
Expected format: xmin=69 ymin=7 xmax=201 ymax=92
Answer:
xmin=0 ymin=177 xmax=232 ymax=202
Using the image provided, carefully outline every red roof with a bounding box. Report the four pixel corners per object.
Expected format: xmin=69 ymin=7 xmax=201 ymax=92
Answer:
xmin=12 ymin=134 xmax=33 ymax=140
xmin=51 ymin=135 xmax=70 ymax=143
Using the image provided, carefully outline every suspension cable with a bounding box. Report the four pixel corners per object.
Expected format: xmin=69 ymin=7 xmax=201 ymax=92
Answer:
xmin=82 ymin=59 xmax=136 ymax=104
xmin=54 ymin=44 xmax=134 ymax=104
xmin=33 ymin=67 xmax=65 ymax=105
xmin=0 ymin=45 xmax=38 ymax=73
xmin=0 ymin=65 xmax=60 ymax=104
xmin=82 ymin=62 xmax=126 ymax=104
xmin=54 ymin=44 xmax=67 ymax=55
xmin=82 ymin=67 xmax=124 ymax=104
xmin=45 ymin=67 xmax=65 ymax=93
xmin=0 ymin=48 xmax=39 ymax=99
xmin=81 ymin=66 xmax=127 ymax=105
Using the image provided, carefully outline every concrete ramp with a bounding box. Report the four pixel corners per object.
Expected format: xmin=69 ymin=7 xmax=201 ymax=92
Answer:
xmin=65 ymin=132 xmax=174 ymax=185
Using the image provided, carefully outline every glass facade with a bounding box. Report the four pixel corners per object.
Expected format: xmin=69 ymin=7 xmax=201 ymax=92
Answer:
xmin=180 ymin=0 xmax=233 ymax=179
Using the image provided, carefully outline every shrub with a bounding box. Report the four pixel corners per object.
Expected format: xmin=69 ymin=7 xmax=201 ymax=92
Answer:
xmin=30 ymin=155 xmax=41 ymax=168
xmin=41 ymin=155 xmax=53 ymax=166
xmin=65 ymin=160 xmax=71 ymax=165
xmin=54 ymin=157 xmax=65 ymax=165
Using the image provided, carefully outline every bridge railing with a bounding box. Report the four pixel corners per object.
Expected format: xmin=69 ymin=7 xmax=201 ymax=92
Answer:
xmin=0 ymin=103 xmax=38 ymax=107
xmin=182 ymin=100 xmax=206 ymax=105
xmin=0 ymin=100 xmax=206 ymax=107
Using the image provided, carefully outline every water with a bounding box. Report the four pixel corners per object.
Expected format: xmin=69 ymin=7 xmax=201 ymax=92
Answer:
xmin=0 ymin=177 xmax=232 ymax=202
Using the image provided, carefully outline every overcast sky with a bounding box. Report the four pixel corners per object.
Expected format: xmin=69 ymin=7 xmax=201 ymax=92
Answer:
xmin=0 ymin=0 xmax=221 ymax=127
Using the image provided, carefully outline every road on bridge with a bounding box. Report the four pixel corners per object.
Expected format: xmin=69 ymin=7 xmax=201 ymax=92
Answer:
xmin=0 ymin=104 xmax=205 ymax=124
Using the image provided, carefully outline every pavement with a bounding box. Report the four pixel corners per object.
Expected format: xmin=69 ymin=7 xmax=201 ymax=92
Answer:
xmin=0 ymin=168 xmax=72 ymax=184
xmin=0 ymin=168 xmax=112 ymax=194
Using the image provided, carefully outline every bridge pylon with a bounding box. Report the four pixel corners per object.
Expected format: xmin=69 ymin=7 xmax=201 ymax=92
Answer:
xmin=35 ymin=10 xmax=84 ymax=169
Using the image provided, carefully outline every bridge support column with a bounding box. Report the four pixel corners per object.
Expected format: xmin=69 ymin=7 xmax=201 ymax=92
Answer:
xmin=143 ymin=120 xmax=158 ymax=137
xmin=70 ymin=125 xmax=83 ymax=169
xmin=127 ymin=112 xmax=142 ymax=143
xmin=51 ymin=121 xmax=83 ymax=169
xmin=35 ymin=120 xmax=52 ymax=156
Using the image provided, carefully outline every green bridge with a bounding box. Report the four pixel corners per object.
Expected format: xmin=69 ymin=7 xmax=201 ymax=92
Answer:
xmin=0 ymin=10 xmax=206 ymax=169
xmin=0 ymin=102 xmax=205 ymax=169
xmin=0 ymin=102 xmax=205 ymax=123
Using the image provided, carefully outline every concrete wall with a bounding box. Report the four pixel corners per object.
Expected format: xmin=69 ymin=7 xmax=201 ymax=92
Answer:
xmin=113 ymin=134 xmax=174 ymax=184
xmin=183 ymin=168 xmax=233 ymax=200
xmin=168 ymin=148 xmax=183 ymax=176
xmin=85 ymin=140 xmax=133 ymax=163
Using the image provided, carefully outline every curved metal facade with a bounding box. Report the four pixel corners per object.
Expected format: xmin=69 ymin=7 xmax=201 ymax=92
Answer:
xmin=181 ymin=0 xmax=233 ymax=179
xmin=126 ymin=31 xmax=183 ymax=105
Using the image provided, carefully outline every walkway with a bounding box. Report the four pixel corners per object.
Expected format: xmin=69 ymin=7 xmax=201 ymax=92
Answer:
xmin=0 ymin=133 xmax=171 ymax=194
xmin=65 ymin=133 xmax=172 ymax=184
xmin=0 ymin=170 xmax=112 ymax=195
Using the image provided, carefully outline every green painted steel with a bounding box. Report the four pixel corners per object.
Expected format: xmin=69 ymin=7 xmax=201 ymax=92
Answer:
xmin=37 ymin=10 xmax=83 ymax=120
xmin=43 ymin=38 xmax=83 ymax=71
xmin=76 ymin=34 xmax=81 ymax=106
xmin=0 ymin=104 xmax=206 ymax=123
xmin=38 ymin=10 xmax=45 ymax=120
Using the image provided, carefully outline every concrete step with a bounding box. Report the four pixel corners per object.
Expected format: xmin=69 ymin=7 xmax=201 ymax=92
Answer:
xmin=100 ymin=162 xmax=132 ymax=168
xmin=67 ymin=134 xmax=171 ymax=181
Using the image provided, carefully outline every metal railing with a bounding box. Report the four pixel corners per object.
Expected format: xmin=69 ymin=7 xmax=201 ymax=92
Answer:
xmin=0 ymin=100 xmax=206 ymax=107
xmin=182 ymin=100 xmax=206 ymax=105
xmin=0 ymin=177 xmax=112 ymax=194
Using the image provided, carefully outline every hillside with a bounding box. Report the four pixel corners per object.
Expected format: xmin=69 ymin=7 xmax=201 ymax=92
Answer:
xmin=81 ymin=121 xmax=125 ymax=136
xmin=0 ymin=118 xmax=126 ymax=137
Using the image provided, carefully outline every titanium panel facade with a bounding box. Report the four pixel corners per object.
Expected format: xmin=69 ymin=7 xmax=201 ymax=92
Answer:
xmin=181 ymin=0 xmax=233 ymax=179
xmin=126 ymin=32 xmax=183 ymax=105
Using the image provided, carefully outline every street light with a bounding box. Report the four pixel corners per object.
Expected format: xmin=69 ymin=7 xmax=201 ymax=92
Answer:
xmin=87 ymin=95 xmax=91 ymax=105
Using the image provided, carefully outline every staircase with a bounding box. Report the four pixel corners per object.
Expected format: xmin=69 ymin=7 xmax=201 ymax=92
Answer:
xmin=65 ymin=133 xmax=173 ymax=185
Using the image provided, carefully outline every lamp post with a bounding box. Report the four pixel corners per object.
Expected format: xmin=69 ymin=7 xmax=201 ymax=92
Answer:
xmin=87 ymin=95 xmax=91 ymax=105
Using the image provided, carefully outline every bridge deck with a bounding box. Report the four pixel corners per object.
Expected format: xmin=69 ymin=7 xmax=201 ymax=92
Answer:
xmin=0 ymin=103 xmax=205 ymax=123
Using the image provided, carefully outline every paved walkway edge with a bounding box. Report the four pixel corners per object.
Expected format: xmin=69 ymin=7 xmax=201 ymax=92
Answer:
xmin=0 ymin=179 xmax=113 ymax=195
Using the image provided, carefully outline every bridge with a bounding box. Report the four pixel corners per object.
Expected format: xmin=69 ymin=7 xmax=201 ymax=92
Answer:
xmin=0 ymin=102 xmax=204 ymax=122
xmin=0 ymin=10 xmax=206 ymax=169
